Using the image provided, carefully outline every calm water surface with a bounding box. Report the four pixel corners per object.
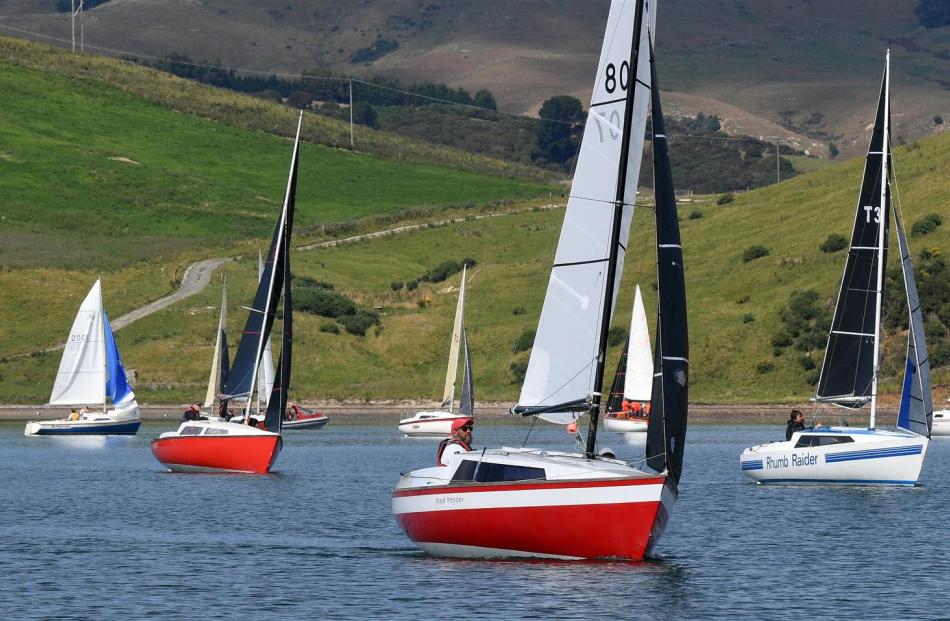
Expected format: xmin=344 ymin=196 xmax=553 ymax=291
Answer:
xmin=1 ymin=420 xmax=947 ymax=619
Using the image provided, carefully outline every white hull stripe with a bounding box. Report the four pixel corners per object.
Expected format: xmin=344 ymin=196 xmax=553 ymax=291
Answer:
xmin=393 ymin=483 xmax=664 ymax=515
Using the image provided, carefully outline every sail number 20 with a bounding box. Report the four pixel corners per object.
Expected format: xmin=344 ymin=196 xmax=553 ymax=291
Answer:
xmin=604 ymin=61 xmax=630 ymax=94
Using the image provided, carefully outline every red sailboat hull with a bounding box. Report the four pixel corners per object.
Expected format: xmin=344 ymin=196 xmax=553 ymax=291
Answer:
xmin=150 ymin=434 xmax=282 ymax=474
xmin=392 ymin=476 xmax=676 ymax=560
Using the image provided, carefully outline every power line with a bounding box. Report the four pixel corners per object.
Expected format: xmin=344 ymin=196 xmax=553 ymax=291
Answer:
xmin=0 ymin=21 xmax=803 ymax=144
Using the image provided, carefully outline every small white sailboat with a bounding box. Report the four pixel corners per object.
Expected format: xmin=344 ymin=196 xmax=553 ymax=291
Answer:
xmin=740 ymin=51 xmax=932 ymax=485
xmin=393 ymin=0 xmax=689 ymax=560
xmin=929 ymin=398 xmax=950 ymax=436
xmin=25 ymin=279 xmax=141 ymax=436
xmin=398 ymin=265 xmax=471 ymax=437
xmin=604 ymin=284 xmax=651 ymax=433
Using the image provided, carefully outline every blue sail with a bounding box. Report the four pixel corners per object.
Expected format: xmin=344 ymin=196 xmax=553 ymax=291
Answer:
xmin=103 ymin=312 xmax=135 ymax=405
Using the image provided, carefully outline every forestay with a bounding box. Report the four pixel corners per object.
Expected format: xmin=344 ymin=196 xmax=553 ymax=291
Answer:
xmin=515 ymin=0 xmax=656 ymax=422
xmin=815 ymin=65 xmax=889 ymax=408
xmin=894 ymin=207 xmax=933 ymax=436
xmin=49 ymin=280 xmax=107 ymax=406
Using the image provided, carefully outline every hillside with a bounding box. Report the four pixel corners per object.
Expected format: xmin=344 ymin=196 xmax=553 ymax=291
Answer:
xmin=1 ymin=0 xmax=948 ymax=158
xmin=1 ymin=126 xmax=947 ymax=405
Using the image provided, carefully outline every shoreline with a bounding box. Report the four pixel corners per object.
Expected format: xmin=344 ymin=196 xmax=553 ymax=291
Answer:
xmin=0 ymin=403 xmax=898 ymax=425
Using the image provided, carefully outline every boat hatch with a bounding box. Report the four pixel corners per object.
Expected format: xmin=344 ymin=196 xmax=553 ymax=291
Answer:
xmin=794 ymin=435 xmax=855 ymax=448
xmin=452 ymin=459 xmax=546 ymax=483
xmin=181 ymin=426 xmax=203 ymax=436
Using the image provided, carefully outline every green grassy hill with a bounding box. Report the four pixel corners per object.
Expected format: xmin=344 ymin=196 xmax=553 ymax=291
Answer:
xmin=2 ymin=131 xmax=948 ymax=405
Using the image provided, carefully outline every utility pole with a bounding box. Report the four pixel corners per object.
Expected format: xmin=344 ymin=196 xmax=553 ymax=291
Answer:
xmin=349 ymin=79 xmax=354 ymax=148
xmin=71 ymin=1 xmax=84 ymax=52
xmin=775 ymin=140 xmax=780 ymax=184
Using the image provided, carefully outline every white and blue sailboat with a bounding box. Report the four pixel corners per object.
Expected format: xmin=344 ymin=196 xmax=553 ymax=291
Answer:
xmin=740 ymin=51 xmax=932 ymax=485
xmin=25 ymin=279 xmax=140 ymax=435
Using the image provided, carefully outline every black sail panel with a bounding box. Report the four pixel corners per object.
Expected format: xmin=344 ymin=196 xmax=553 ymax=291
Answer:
xmin=217 ymin=329 xmax=231 ymax=417
xmin=458 ymin=328 xmax=475 ymax=417
xmin=816 ymin=66 xmax=889 ymax=407
xmin=894 ymin=203 xmax=933 ymax=436
xmin=224 ymin=120 xmax=300 ymax=402
xmin=606 ymin=337 xmax=630 ymax=414
xmin=644 ymin=42 xmax=689 ymax=486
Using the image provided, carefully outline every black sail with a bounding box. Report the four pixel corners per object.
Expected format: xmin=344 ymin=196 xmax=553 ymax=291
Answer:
xmin=644 ymin=42 xmax=689 ymax=486
xmin=816 ymin=65 xmax=889 ymax=407
xmin=605 ymin=337 xmax=630 ymax=414
xmin=458 ymin=328 xmax=475 ymax=417
xmin=217 ymin=329 xmax=231 ymax=418
xmin=224 ymin=116 xmax=301 ymax=405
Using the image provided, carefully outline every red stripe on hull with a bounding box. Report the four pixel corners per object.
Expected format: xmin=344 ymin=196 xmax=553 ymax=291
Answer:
xmin=150 ymin=435 xmax=282 ymax=474
xmin=395 ymin=499 xmax=662 ymax=560
xmin=393 ymin=476 xmax=666 ymax=498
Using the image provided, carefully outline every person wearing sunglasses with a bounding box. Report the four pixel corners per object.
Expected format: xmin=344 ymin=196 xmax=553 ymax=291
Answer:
xmin=437 ymin=417 xmax=474 ymax=466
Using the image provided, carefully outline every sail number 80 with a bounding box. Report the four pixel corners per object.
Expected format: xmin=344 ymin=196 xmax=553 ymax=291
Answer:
xmin=605 ymin=61 xmax=630 ymax=94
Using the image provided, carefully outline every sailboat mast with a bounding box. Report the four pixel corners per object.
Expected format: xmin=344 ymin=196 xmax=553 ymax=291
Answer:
xmin=585 ymin=0 xmax=646 ymax=459
xmin=869 ymin=50 xmax=890 ymax=429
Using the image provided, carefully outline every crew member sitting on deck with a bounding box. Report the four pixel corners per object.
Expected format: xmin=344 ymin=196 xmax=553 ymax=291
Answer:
xmin=181 ymin=402 xmax=202 ymax=422
xmin=437 ymin=417 xmax=473 ymax=466
xmin=786 ymin=409 xmax=806 ymax=441
xmin=68 ymin=409 xmax=80 ymax=421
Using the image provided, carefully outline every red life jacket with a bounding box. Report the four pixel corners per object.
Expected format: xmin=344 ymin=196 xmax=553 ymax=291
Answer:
xmin=436 ymin=439 xmax=472 ymax=466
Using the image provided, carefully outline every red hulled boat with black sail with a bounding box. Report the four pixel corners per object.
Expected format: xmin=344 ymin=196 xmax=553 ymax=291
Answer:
xmin=151 ymin=112 xmax=301 ymax=474
xmin=392 ymin=0 xmax=689 ymax=561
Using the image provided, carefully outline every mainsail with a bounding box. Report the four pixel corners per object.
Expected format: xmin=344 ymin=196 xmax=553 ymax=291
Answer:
xmin=894 ymin=205 xmax=933 ymax=436
xmin=49 ymin=280 xmax=107 ymax=406
xmin=223 ymin=112 xmax=302 ymax=416
xmin=441 ymin=265 xmax=466 ymax=410
xmin=815 ymin=61 xmax=890 ymax=409
xmin=514 ymin=0 xmax=656 ymax=422
xmin=644 ymin=40 xmax=689 ymax=486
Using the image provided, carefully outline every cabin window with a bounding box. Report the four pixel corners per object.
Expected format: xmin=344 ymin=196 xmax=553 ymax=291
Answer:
xmin=181 ymin=426 xmax=202 ymax=436
xmin=816 ymin=435 xmax=854 ymax=445
xmin=794 ymin=435 xmax=817 ymax=448
xmin=203 ymin=428 xmax=228 ymax=435
xmin=451 ymin=460 xmax=547 ymax=483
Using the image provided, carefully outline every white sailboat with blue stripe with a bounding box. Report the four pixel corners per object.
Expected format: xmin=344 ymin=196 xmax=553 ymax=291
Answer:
xmin=740 ymin=51 xmax=931 ymax=486
xmin=25 ymin=279 xmax=140 ymax=436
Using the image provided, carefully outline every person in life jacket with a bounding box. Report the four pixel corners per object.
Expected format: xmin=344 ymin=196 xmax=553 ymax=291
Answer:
xmin=437 ymin=417 xmax=474 ymax=466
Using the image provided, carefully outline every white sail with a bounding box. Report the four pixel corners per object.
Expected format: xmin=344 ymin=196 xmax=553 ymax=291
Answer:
xmin=441 ymin=265 xmax=466 ymax=409
xmin=49 ymin=279 xmax=107 ymax=406
xmin=517 ymin=0 xmax=656 ymax=422
xmin=624 ymin=284 xmax=653 ymax=402
xmin=257 ymin=252 xmax=276 ymax=407
xmin=204 ymin=282 xmax=227 ymax=409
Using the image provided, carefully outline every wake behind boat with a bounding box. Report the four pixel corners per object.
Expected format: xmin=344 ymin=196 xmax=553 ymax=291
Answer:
xmin=394 ymin=0 xmax=689 ymax=561
xmin=398 ymin=265 xmax=471 ymax=437
xmin=740 ymin=52 xmax=932 ymax=485
xmin=25 ymin=279 xmax=140 ymax=436
xmin=151 ymin=112 xmax=302 ymax=474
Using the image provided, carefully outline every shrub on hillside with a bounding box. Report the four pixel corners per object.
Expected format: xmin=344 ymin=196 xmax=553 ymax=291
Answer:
xmin=320 ymin=322 xmax=340 ymax=334
xmin=688 ymin=210 xmax=703 ymax=220
xmin=338 ymin=310 xmax=381 ymax=336
xmin=509 ymin=360 xmax=528 ymax=384
xmin=716 ymin=193 xmax=735 ymax=205
xmin=755 ymin=361 xmax=774 ymax=374
xmin=607 ymin=327 xmax=628 ymax=347
xmin=390 ymin=281 xmax=404 ymax=292
xmin=742 ymin=313 xmax=754 ymax=323
xmin=911 ymin=213 xmax=942 ymax=237
xmin=820 ymin=233 xmax=847 ymax=253
xmin=513 ymin=329 xmax=536 ymax=354
xmin=742 ymin=245 xmax=769 ymax=262
xmin=295 ymin=275 xmax=334 ymax=290
xmin=293 ymin=288 xmax=356 ymax=318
